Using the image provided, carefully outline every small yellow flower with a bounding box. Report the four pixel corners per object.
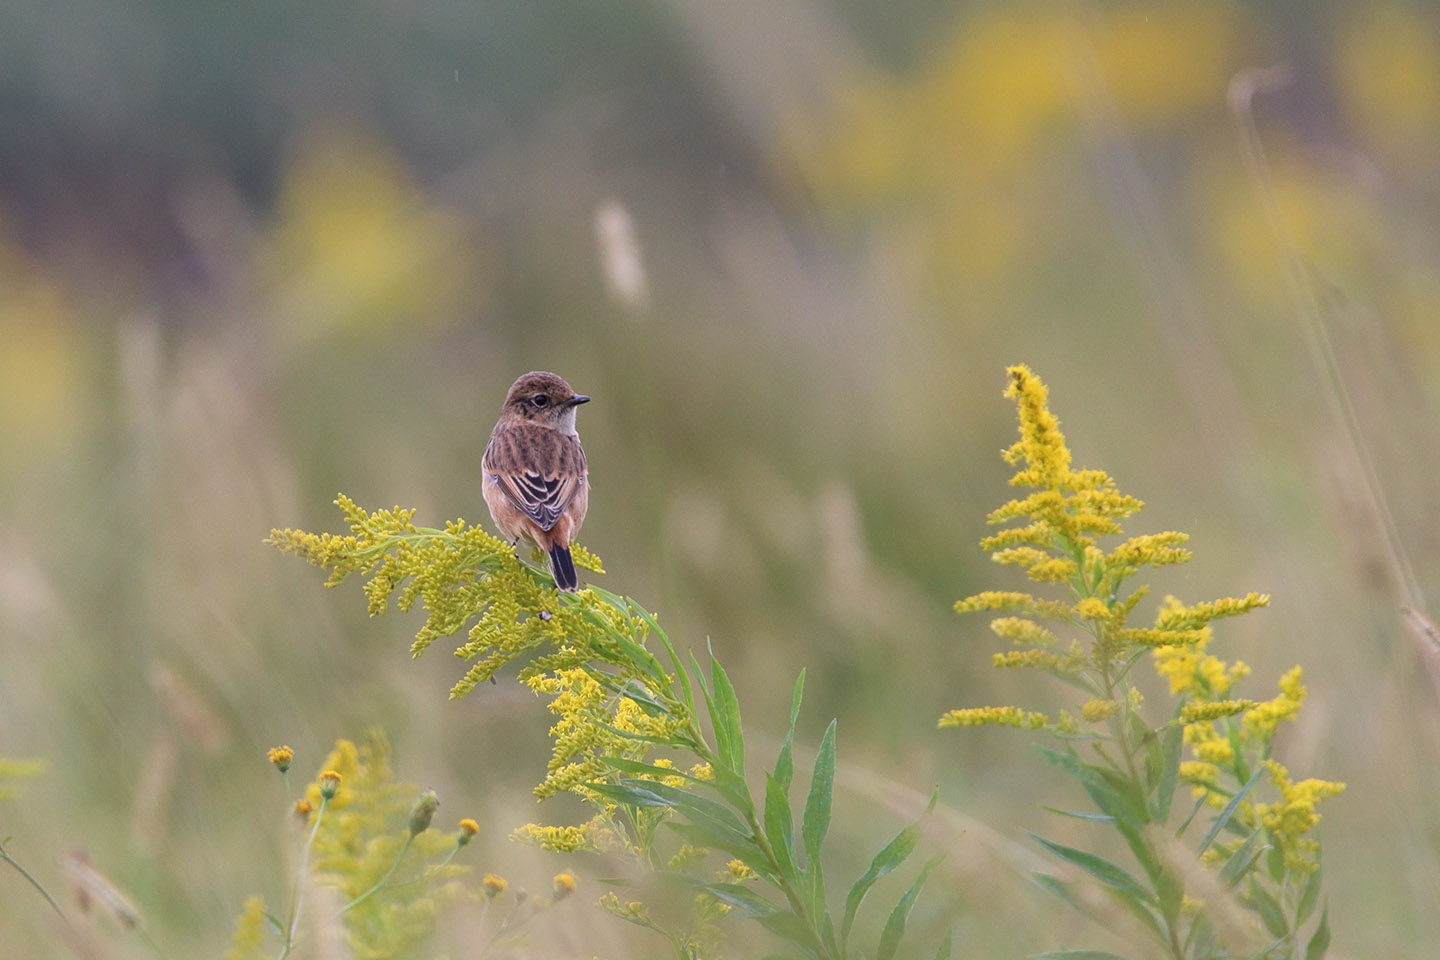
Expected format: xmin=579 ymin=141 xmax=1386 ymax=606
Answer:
xmin=318 ymin=770 xmax=342 ymax=800
xmin=482 ymin=873 xmax=508 ymax=898
xmin=293 ymin=799 xmax=313 ymax=818
xmin=1081 ymin=698 xmax=1118 ymax=722
xmin=1073 ymin=597 xmax=1109 ymax=621
xmin=457 ymin=818 xmax=479 ymax=845
xmin=552 ymin=872 xmax=577 ymax=900
xmin=268 ymin=746 xmax=294 ymax=773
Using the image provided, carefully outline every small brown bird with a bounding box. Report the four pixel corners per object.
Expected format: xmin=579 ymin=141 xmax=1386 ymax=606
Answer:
xmin=482 ymin=371 xmax=591 ymax=591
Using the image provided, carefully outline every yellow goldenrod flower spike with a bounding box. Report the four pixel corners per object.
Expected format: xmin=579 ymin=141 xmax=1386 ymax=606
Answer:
xmin=267 ymin=746 xmax=294 ymax=773
xmin=938 ymin=706 xmax=1049 ymax=729
xmin=1179 ymin=700 xmax=1255 ymax=724
xmin=1001 ymin=364 xmax=1073 ymax=489
xmin=1081 ymin=699 xmax=1119 ymax=722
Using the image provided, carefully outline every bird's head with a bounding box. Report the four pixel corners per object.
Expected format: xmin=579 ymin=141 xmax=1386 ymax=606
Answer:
xmin=502 ymin=371 xmax=590 ymax=431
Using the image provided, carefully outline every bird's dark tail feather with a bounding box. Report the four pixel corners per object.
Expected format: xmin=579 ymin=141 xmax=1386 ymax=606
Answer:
xmin=549 ymin=544 xmax=579 ymax=592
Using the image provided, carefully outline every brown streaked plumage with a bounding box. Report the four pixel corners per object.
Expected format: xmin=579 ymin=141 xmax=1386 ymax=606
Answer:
xmin=483 ymin=371 xmax=591 ymax=591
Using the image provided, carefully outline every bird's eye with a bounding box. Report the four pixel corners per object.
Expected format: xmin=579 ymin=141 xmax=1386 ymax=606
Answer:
xmin=531 ymin=395 xmax=549 ymax=407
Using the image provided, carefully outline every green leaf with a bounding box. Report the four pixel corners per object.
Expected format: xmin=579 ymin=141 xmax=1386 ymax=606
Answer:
xmin=590 ymin=778 xmax=769 ymax=875
xmin=802 ymin=720 xmax=838 ymax=868
xmin=709 ymin=650 xmax=745 ymax=776
xmin=1029 ymin=833 xmax=1155 ymax=904
xmin=1154 ymin=861 xmax=1183 ymax=928
xmin=1150 ymin=723 xmax=1183 ymax=824
xmin=763 ymin=772 xmax=797 ymax=882
xmin=600 ymin=756 xmax=707 ymax=782
xmin=1247 ymin=881 xmax=1288 ymax=939
xmin=1198 ymin=764 xmax=1265 ymax=856
xmin=1175 ymin=792 xmax=1207 ymax=837
xmin=699 ymin=881 xmax=781 ymax=917
xmin=1035 ymin=746 xmax=1146 ymax=829
xmin=1217 ymin=830 xmax=1264 ymax=889
xmin=1305 ymin=904 xmax=1330 ymax=960
xmin=1137 ymin=715 xmax=1162 ymax=789
xmin=756 ymin=911 xmax=824 ymax=958
xmin=1033 ymin=873 xmax=1086 ymax=916
xmin=841 ymin=790 xmax=935 ymax=949
xmin=583 ymin=609 xmax=667 ymax=686
xmin=875 ymin=854 xmax=943 ymax=960
xmin=604 ymin=778 xmax=746 ymax=834
xmin=788 ymin=669 xmax=806 ymax=728
xmin=1296 ymin=863 xmax=1323 ymax=926
xmin=935 ymin=931 xmax=953 ymax=960
xmin=1039 ymin=805 xmax=1115 ymax=824
xmin=1265 ymin=843 xmax=1285 ymax=883
xmin=632 ymin=603 xmax=695 ymax=719
xmin=775 ymin=671 xmax=805 ymax=792
xmin=667 ymin=821 xmax=768 ymax=870
xmin=1111 ymin=818 xmax=1162 ymax=886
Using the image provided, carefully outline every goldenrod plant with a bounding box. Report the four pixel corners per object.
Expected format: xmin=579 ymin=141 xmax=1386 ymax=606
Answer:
xmin=943 ymin=365 xmax=1341 ymax=960
xmin=229 ymin=733 xmax=506 ymax=960
xmin=270 ymin=502 xmax=945 ymax=959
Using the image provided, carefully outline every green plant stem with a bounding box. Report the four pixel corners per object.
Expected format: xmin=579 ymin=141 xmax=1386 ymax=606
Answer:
xmin=387 ymin=843 xmax=462 ymax=891
xmin=0 ymin=839 xmax=67 ymax=922
xmin=278 ymin=794 xmax=329 ymax=960
xmin=338 ymin=834 xmax=413 ymax=915
xmin=1070 ymin=536 xmax=1186 ymax=960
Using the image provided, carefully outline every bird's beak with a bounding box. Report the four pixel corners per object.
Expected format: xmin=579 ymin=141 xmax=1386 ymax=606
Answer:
xmin=565 ymin=395 xmax=591 ymax=407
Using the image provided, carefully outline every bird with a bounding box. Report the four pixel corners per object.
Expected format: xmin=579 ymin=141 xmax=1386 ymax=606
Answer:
xmin=482 ymin=371 xmax=591 ymax=592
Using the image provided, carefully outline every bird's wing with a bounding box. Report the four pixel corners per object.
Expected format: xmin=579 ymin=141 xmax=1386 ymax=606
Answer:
xmin=484 ymin=425 xmax=586 ymax=532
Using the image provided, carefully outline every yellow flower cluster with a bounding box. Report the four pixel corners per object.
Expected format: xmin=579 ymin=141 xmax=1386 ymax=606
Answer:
xmin=938 ymin=705 xmax=1050 ymax=729
xmin=523 ymin=666 xmax=687 ymax=803
xmin=513 ymin=815 xmax=629 ymax=856
xmin=1153 ymin=630 xmax=1251 ymax=697
xmin=1243 ymin=666 xmax=1307 ymax=739
xmin=289 ymin=734 xmax=472 ymax=956
xmin=267 ymin=495 xmax=607 ymax=699
xmin=1252 ymin=761 xmax=1347 ymax=874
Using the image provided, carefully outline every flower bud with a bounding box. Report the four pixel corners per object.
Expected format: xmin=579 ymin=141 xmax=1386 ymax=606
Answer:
xmin=409 ymin=789 xmax=440 ymax=836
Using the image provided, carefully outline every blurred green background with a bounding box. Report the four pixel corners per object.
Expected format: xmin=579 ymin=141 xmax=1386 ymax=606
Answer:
xmin=2 ymin=0 xmax=1439 ymax=955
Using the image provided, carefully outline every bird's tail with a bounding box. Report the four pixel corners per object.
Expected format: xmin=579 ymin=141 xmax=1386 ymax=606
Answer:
xmin=548 ymin=543 xmax=579 ymax=592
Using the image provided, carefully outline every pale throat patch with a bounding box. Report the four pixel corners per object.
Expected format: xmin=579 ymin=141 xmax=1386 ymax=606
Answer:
xmin=556 ymin=406 xmax=579 ymax=435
